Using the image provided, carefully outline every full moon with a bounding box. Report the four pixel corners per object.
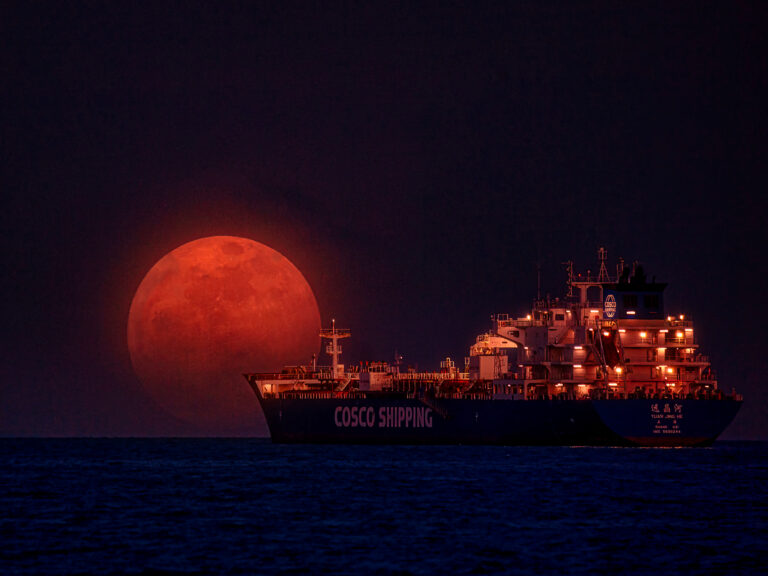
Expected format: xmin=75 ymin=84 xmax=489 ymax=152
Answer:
xmin=127 ymin=236 xmax=321 ymax=433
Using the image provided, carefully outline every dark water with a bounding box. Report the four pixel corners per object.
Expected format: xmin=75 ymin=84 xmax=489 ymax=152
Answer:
xmin=1 ymin=440 xmax=766 ymax=575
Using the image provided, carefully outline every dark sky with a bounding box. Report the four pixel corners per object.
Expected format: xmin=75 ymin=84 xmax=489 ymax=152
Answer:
xmin=2 ymin=1 xmax=766 ymax=438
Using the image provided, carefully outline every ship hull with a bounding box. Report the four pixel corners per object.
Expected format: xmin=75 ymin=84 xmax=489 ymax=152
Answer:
xmin=255 ymin=396 xmax=741 ymax=447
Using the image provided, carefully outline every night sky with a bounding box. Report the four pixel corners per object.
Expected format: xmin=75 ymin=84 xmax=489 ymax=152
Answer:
xmin=2 ymin=2 xmax=766 ymax=438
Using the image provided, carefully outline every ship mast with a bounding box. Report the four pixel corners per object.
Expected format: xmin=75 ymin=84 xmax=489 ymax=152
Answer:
xmin=320 ymin=319 xmax=351 ymax=378
xmin=597 ymin=246 xmax=610 ymax=283
xmin=564 ymin=260 xmax=574 ymax=298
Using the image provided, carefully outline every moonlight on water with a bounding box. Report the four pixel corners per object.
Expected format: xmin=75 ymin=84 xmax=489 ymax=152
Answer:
xmin=127 ymin=236 xmax=321 ymax=433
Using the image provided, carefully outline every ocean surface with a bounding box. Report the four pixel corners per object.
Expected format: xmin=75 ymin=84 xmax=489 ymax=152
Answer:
xmin=1 ymin=440 xmax=766 ymax=575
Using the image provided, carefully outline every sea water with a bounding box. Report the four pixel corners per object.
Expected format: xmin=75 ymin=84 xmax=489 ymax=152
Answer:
xmin=1 ymin=439 xmax=766 ymax=575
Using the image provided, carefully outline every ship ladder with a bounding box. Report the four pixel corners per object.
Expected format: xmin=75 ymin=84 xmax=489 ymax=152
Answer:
xmin=615 ymin=328 xmax=628 ymax=376
xmin=336 ymin=378 xmax=353 ymax=393
xmin=593 ymin=319 xmax=608 ymax=375
xmin=418 ymin=394 xmax=450 ymax=420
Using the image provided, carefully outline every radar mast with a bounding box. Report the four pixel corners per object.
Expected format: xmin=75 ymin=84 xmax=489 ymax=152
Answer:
xmin=320 ymin=319 xmax=351 ymax=378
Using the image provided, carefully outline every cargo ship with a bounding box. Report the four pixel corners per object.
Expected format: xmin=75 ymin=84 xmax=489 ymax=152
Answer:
xmin=244 ymin=249 xmax=741 ymax=446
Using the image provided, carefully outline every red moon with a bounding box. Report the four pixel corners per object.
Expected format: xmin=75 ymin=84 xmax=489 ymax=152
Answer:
xmin=127 ymin=236 xmax=321 ymax=433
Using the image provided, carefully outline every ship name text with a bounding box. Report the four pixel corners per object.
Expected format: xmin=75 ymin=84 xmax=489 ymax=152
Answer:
xmin=334 ymin=406 xmax=433 ymax=429
xmin=651 ymin=402 xmax=683 ymax=435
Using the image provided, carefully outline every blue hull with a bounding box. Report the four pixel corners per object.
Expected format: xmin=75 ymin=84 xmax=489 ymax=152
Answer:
xmin=256 ymin=396 xmax=742 ymax=447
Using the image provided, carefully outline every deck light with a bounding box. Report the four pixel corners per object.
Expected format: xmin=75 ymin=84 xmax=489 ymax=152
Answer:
xmin=640 ymin=331 xmax=647 ymax=338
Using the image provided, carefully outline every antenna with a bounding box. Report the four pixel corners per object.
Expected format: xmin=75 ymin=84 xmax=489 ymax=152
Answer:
xmin=537 ymin=262 xmax=542 ymax=301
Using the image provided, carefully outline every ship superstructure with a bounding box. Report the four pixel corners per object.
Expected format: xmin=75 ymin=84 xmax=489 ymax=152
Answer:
xmin=473 ymin=247 xmax=720 ymax=403
xmin=245 ymin=249 xmax=741 ymax=446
